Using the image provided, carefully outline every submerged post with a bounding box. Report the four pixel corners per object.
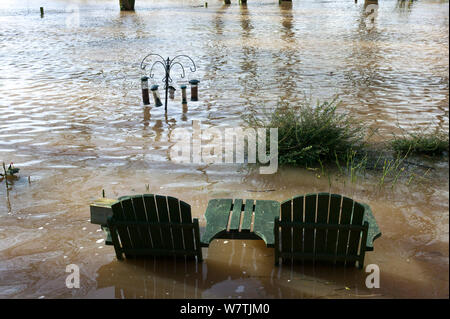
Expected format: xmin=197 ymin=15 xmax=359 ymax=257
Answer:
xmin=119 ymin=0 xmax=135 ymax=11
xmin=40 ymin=7 xmax=44 ymax=17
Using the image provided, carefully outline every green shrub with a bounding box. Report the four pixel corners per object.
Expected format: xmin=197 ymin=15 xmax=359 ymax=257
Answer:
xmin=246 ymin=98 xmax=366 ymax=166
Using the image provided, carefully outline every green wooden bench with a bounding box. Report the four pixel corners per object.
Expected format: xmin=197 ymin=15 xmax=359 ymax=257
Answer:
xmin=200 ymin=199 xmax=281 ymax=247
xmin=105 ymin=194 xmax=203 ymax=261
xmin=275 ymin=193 xmax=381 ymax=268
xmin=90 ymin=193 xmax=380 ymax=269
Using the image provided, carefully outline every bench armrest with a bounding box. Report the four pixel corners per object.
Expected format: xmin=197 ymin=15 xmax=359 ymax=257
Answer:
xmin=361 ymin=203 xmax=382 ymax=251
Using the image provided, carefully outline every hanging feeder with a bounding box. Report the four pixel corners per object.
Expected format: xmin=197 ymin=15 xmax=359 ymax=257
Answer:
xmin=150 ymin=84 xmax=163 ymax=107
xmin=141 ymin=76 xmax=150 ymax=105
xmin=168 ymin=86 xmax=176 ymax=100
xmin=180 ymin=84 xmax=187 ymax=105
xmin=189 ymin=79 xmax=200 ymax=101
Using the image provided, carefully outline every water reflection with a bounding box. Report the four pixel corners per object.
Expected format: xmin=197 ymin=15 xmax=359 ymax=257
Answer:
xmin=1 ymin=186 xmax=12 ymax=216
xmin=279 ymin=1 xmax=294 ymax=39
xmin=203 ymin=4 xmax=230 ymax=118
xmin=95 ymin=240 xmax=376 ymax=299
xmin=143 ymin=106 xmax=151 ymax=128
xmin=152 ymin=119 xmax=164 ymax=145
xmin=396 ymin=0 xmax=415 ymax=14
xmin=276 ymin=1 xmax=301 ymax=103
xmin=96 ymin=258 xmax=204 ymax=298
xmin=238 ymin=4 xmax=260 ymax=112
xmin=94 ymin=235 xmax=447 ymax=299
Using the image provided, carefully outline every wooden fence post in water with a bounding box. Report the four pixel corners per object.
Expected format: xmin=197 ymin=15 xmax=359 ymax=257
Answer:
xmin=40 ymin=7 xmax=44 ymax=17
xmin=119 ymin=0 xmax=135 ymax=11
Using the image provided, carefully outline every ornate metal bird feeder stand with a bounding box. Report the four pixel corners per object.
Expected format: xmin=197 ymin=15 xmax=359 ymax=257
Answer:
xmin=140 ymin=54 xmax=197 ymax=113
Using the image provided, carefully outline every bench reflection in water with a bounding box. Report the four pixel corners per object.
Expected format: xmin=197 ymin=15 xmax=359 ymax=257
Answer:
xmin=95 ymin=239 xmax=374 ymax=299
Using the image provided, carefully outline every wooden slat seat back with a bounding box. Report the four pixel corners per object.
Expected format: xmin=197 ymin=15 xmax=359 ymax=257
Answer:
xmin=275 ymin=193 xmax=369 ymax=268
xmin=107 ymin=194 xmax=202 ymax=261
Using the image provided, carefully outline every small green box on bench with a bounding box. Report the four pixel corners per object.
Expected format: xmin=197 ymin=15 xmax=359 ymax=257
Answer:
xmin=90 ymin=198 xmax=117 ymax=225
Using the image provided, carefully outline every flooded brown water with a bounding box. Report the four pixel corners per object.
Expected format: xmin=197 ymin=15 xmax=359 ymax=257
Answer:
xmin=0 ymin=0 xmax=448 ymax=298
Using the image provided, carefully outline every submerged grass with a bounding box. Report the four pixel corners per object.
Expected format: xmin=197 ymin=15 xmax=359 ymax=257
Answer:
xmin=331 ymin=147 xmax=433 ymax=190
xmin=391 ymin=131 xmax=449 ymax=156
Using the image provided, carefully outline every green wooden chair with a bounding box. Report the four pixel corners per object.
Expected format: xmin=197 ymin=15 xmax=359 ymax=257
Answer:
xmin=106 ymin=194 xmax=203 ymax=261
xmin=275 ymin=193 xmax=381 ymax=268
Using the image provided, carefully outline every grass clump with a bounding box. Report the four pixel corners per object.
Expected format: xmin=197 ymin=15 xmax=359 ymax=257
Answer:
xmin=246 ymin=97 xmax=366 ymax=166
xmin=391 ymin=131 xmax=449 ymax=156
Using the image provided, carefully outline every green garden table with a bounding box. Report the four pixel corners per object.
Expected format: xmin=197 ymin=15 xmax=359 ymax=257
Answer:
xmin=200 ymin=198 xmax=281 ymax=248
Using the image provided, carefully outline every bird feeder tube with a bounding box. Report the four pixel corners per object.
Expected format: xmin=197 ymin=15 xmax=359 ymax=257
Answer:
xmin=168 ymin=86 xmax=176 ymax=100
xmin=151 ymin=84 xmax=163 ymax=107
xmin=141 ymin=76 xmax=150 ymax=105
xmin=180 ymin=84 xmax=187 ymax=105
xmin=189 ymin=79 xmax=200 ymax=101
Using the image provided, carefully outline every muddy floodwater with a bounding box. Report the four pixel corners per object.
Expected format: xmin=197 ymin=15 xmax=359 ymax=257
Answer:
xmin=0 ymin=0 xmax=448 ymax=298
